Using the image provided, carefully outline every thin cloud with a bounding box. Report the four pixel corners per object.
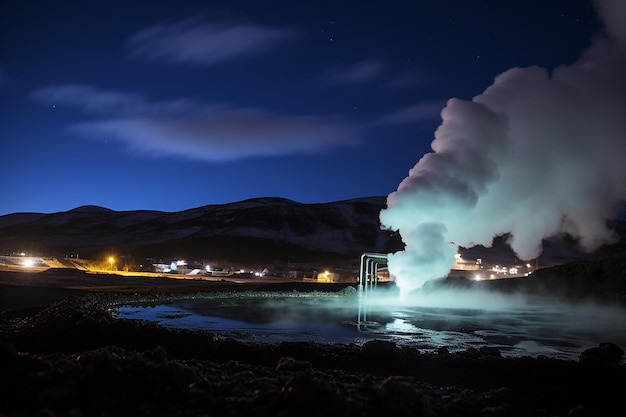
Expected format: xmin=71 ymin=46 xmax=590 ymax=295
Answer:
xmin=30 ymin=85 xmax=193 ymax=115
xmin=322 ymin=60 xmax=384 ymax=85
xmin=127 ymin=19 xmax=299 ymax=66
xmin=384 ymin=68 xmax=432 ymax=90
xmin=31 ymin=85 xmax=360 ymax=161
xmin=377 ymin=100 xmax=446 ymax=125
xmin=31 ymin=85 xmax=147 ymax=114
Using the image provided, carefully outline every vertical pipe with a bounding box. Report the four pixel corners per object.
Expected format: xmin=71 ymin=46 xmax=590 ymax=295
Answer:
xmin=359 ymin=254 xmax=366 ymax=295
xmin=357 ymin=253 xmax=388 ymax=331
xmin=359 ymin=253 xmax=389 ymax=296
xmin=374 ymin=263 xmax=379 ymax=289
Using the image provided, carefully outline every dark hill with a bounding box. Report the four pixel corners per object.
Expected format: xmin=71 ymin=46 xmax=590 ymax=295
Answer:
xmin=2 ymin=197 xmax=626 ymax=269
xmin=0 ymin=197 xmax=402 ymax=264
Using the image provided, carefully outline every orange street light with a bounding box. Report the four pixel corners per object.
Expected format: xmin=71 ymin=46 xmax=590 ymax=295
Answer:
xmin=108 ymin=256 xmax=114 ymax=272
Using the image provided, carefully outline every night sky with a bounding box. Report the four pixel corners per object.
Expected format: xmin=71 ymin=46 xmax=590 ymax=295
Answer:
xmin=0 ymin=0 xmax=599 ymax=215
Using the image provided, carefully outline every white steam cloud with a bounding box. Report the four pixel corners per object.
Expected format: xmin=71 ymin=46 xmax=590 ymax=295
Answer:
xmin=380 ymin=0 xmax=626 ymax=293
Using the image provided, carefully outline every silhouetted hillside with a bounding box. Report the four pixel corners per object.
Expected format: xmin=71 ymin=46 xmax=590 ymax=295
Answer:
xmin=2 ymin=197 xmax=625 ymax=268
xmin=0 ymin=197 xmax=402 ymax=264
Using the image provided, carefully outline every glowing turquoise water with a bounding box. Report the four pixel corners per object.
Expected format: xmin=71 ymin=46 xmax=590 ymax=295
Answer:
xmin=116 ymin=290 xmax=626 ymax=361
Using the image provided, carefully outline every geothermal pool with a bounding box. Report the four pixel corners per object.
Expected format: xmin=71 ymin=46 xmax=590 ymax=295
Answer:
xmin=116 ymin=288 xmax=626 ymax=361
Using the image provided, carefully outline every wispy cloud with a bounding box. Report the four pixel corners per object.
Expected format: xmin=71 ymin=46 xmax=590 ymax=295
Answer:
xmin=321 ymin=60 xmax=384 ymax=85
xmin=30 ymin=85 xmax=193 ymax=115
xmin=377 ymin=100 xmax=446 ymax=125
xmin=127 ymin=19 xmax=299 ymax=66
xmin=384 ymin=68 xmax=432 ymax=90
xmin=31 ymin=85 xmax=148 ymax=113
xmin=31 ymin=85 xmax=360 ymax=161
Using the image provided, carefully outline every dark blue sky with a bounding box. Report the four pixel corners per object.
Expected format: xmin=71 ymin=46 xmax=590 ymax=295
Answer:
xmin=0 ymin=0 xmax=599 ymax=215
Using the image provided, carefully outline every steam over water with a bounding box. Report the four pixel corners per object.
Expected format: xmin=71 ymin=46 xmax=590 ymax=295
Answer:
xmin=115 ymin=0 xmax=626 ymax=362
xmin=117 ymin=289 xmax=626 ymax=361
xmin=379 ymin=0 xmax=626 ymax=293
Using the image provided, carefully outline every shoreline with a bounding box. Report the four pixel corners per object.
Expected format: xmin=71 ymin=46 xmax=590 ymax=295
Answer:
xmin=2 ymin=268 xmax=625 ymax=416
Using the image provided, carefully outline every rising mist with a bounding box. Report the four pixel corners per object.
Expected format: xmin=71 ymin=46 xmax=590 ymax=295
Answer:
xmin=380 ymin=0 xmax=626 ymax=293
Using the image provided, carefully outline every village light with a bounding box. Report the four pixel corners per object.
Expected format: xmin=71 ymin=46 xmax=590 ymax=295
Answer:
xmin=176 ymin=260 xmax=186 ymax=274
xmin=108 ymin=256 xmax=114 ymax=271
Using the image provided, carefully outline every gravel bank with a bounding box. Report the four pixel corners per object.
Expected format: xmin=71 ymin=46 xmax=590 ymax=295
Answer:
xmin=2 ymin=291 xmax=625 ymax=416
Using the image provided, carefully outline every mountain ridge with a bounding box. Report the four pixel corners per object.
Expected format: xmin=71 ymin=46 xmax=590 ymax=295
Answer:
xmin=0 ymin=196 xmax=401 ymax=264
xmin=2 ymin=196 xmax=625 ymax=268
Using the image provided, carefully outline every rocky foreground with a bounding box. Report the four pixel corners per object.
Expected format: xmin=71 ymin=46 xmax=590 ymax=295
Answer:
xmin=1 ymin=291 xmax=625 ymax=417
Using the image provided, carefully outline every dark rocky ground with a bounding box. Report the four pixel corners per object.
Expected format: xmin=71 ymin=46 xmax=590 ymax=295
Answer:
xmin=1 ymin=264 xmax=626 ymax=417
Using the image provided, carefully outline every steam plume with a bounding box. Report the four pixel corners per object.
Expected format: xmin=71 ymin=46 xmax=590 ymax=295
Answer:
xmin=380 ymin=0 xmax=626 ymax=293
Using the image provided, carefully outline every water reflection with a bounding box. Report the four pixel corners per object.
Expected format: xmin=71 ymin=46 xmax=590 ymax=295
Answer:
xmin=116 ymin=290 xmax=626 ymax=361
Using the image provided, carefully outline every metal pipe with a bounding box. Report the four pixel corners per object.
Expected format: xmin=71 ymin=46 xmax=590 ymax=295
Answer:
xmin=359 ymin=253 xmax=367 ymax=293
xmin=358 ymin=252 xmax=388 ymax=297
xmin=357 ymin=252 xmax=388 ymax=331
xmin=374 ymin=262 xmax=379 ymax=290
